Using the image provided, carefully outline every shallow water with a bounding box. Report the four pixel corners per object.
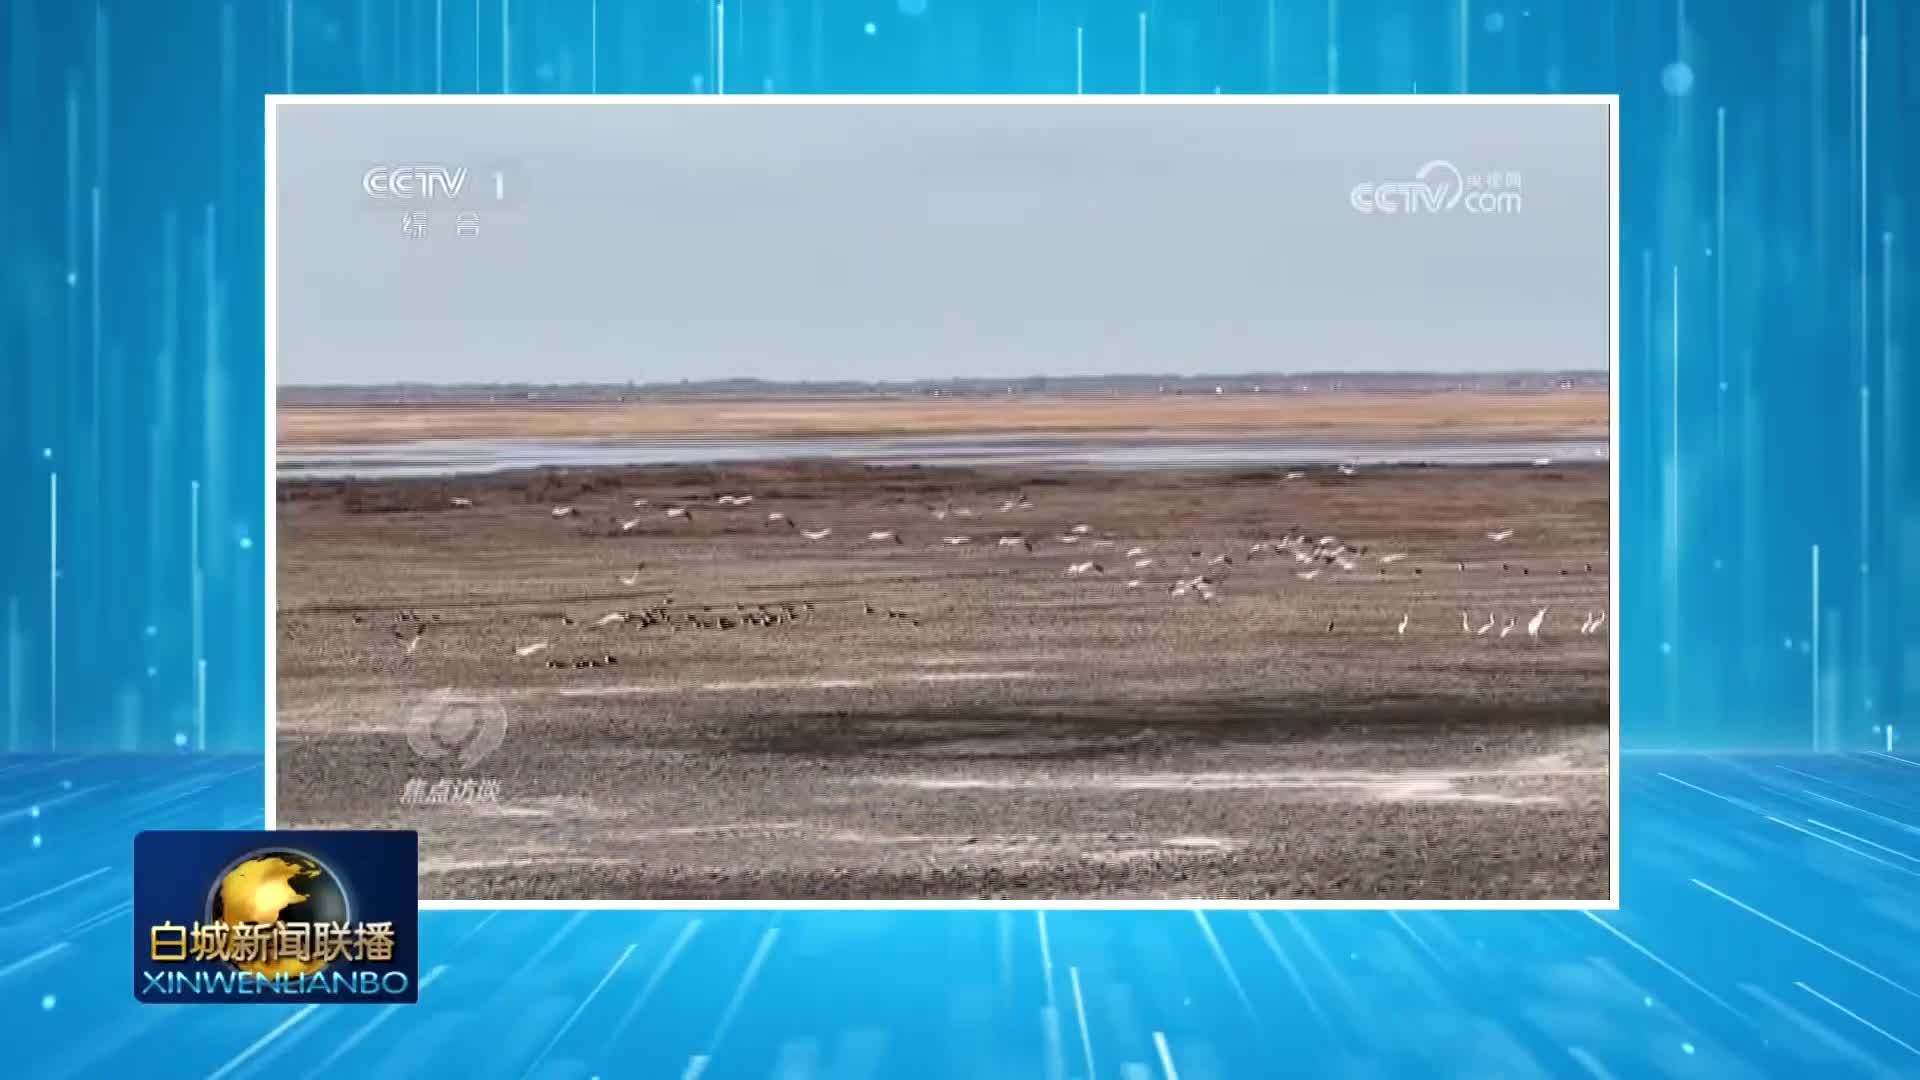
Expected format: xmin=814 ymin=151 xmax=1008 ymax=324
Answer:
xmin=278 ymin=432 xmax=1608 ymax=479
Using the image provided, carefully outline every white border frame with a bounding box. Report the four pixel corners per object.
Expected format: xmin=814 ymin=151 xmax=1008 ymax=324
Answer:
xmin=264 ymin=94 xmax=1621 ymax=913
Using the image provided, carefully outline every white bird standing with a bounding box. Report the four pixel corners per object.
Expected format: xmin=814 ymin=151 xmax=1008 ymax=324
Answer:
xmin=1125 ymin=579 xmax=1144 ymax=589
xmin=1526 ymin=607 xmax=1548 ymax=640
xmin=1337 ymin=464 xmax=1357 ymax=476
xmin=1066 ymin=561 xmax=1102 ymax=576
xmin=595 ymin=611 xmax=631 ymax=627
xmin=515 ymin=641 xmax=550 ymax=658
xmin=1590 ymin=611 xmax=1608 ymax=635
xmin=867 ymin=530 xmax=903 ymax=545
xmin=1397 ymin=612 xmax=1410 ymax=636
xmin=800 ymin=527 xmax=832 ymax=540
xmin=550 ymin=506 xmax=575 ymax=518
xmin=1125 ymin=546 xmax=1148 ymax=558
xmin=943 ymin=535 xmax=973 ymax=546
xmin=1476 ymin=614 xmax=1495 ymax=635
xmin=1579 ymin=612 xmax=1596 ymax=635
xmin=767 ymin=511 xmax=787 ymax=523
xmin=1499 ymin=616 xmax=1516 ymax=638
xmin=1486 ymin=529 xmax=1514 ymax=542
xmin=1295 ymin=569 xmax=1321 ymax=581
xmin=1378 ymin=552 xmax=1408 ymax=564
xmin=1460 ymin=611 xmax=1472 ymax=634
xmin=1284 ymin=471 xmax=1304 ymax=480
xmin=665 ymin=506 xmax=691 ymax=520
xmin=1133 ymin=558 xmax=1157 ymax=570
xmin=449 ymin=496 xmax=473 ymax=508
xmin=1070 ymin=524 xmax=1092 ymax=535
xmin=620 ymin=517 xmax=643 ymax=532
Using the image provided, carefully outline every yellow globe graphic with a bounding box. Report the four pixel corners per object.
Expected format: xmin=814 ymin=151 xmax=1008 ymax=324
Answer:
xmin=209 ymin=851 xmax=350 ymax=977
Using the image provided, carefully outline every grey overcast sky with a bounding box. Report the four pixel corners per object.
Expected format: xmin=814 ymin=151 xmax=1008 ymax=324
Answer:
xmin=274 ymin=100 xmax=1611 ymax=385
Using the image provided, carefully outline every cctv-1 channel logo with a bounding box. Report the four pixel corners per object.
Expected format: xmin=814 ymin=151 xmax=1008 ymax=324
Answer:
xmin=363 ymin=164 xmax=469 ymax=200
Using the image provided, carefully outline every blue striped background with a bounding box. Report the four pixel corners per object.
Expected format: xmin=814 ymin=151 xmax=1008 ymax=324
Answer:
xmin=3 ymin=1 xmax=1917 ymax=1076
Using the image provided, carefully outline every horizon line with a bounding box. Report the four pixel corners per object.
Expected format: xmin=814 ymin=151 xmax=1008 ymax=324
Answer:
xmin=281 ymin=369 xmax=1610 ymax=391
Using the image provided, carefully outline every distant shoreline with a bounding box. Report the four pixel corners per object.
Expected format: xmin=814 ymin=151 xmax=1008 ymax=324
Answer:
xmin=279 ymin=371 xmax=1610 ymax=406
xmin=279 ymin=389 xmax=1608 ymax=447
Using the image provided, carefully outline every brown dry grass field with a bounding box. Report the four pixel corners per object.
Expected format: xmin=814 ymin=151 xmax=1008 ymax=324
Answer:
xmin=278 ymin=391 xmax=1608 ymax=445
xmin=275 ymin=450 xmax=1611 ymax=902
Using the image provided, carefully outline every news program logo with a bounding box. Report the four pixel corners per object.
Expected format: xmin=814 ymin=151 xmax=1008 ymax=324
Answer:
xmin=134 ymin=830 xmax=418 ymax=1004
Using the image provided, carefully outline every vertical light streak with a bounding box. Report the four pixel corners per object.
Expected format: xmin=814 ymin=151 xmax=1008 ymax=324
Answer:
xmin=1883 ymin=234 xmax=1895 ymax=680
xmin=1812 ymin=544 xmax=1822 ymax=751
xmin=151 ymin=211 xmax=178 ymax=696
xmin=200 ymin=198 xmax=219 ymax=751
xmin=94 ymin=5 xmax=108 ymax=190
xmin=1153 ymin=1032 xmax=1181 ymax=1080
xmin=91 ymin=185 xmax=101 ymax=480
xmin=6 ymin=599 xmax=19 ymax=753
xmin=1326 ymin=0 xmax=1339 ymax=92
xmin=285 ymin=0 xmax=295 ymax=90
xmin=65 ymin=78 xmax=77 ymax=442
xmin=1715 ymin=107 xmax=1726 ymax=470
xmin=1037 ymin=910 xmax=1056 ymax=1011
xmin=1857 ymin=0 xmax=1871 ymax=723
xmin=192 ymin=480 xmax=206 ymax=752
xmin=1457 ymin=0 xmax=1469 ymax=92
xmin=49 ymin=472 xmax=58 ymax=752
xmin=1070 ymin=967 xmax=1096 ymax=1080
xmin=1075 ymin=26 xmax=1083 ymax=94
xmin=717 ymin=1 xmax=726 ymax=94
xmin=1137 ymin=11 xmax=1146 ymax=94
xmin=1670 ymin=264 xmax=1682 ymax=676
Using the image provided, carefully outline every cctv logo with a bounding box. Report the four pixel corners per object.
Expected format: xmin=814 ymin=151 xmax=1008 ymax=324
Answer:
xmin=1349 ymin=160 xmax=1523 ymax=216
xmin=363 ymin=165 xmax=469 ymax=200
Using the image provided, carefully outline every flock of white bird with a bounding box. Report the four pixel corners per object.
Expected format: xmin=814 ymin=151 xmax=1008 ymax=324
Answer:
xmin=475 ymin=464 xmax=1608 ymax=663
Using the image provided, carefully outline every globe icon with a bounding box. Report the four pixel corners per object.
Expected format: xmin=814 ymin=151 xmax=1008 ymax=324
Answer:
xmin=205 ymin=849 xmax=352 ymax=977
